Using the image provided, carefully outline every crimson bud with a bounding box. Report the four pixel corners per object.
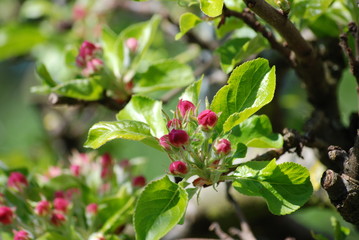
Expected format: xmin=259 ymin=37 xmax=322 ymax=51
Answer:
xmin=168 ymin=129 xmax=189 ymax=147
xmin=8 ymin=172 xmax=28 ymax=191
xmin=132 ymin=176 xmax=146 ymax=187
xmin=13 ymin=230 xmax=30 ymax=240
xmin=198 ymin=110 xmax=218 ymax=130
xmin=214 ymin=139 xmax=231 ymax=155
xmin=35 ymin=200 xmax=51 ymax=216
xmin=169 ymin=161 xmax=188 ymax=175
xmin=0 ymin=206 xmax=14 ymax=225
xmin=177 ymin=99 xmax=195 ymax=117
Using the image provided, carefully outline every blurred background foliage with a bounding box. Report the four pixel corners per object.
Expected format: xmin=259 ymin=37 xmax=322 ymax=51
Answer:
xmin=0 ymin=0 xmax=359 ymax=239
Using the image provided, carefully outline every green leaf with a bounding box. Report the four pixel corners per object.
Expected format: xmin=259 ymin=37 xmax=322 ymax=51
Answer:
xmin=52 ymin=78 xmax=104 ymax=101
xmin=36 ymin=62 xmax=56 ymax=87
xmin=232 ymin=142 xmax=247 ymax=158
xmin=175 ymin=12 xmax=203 ymax=40
xmin=133 ymin=59 xmax=195 ymax=93
xmin=230 ymin=115 xmax=283 ymax=148
xmin=0 ymin=24 xmax=46 ymax=60
xmin=101 ymin=26 xmax=120 ymax=77
xmin=199 ymin=0 xmax=224 ymax=17
xmin=216 ymin=36 xmax=269 ymax=73
xmin=331 ymin=217 xmax=350 ymax=240
xmin=232 ymin=160 xmax=313 ymax=215
xmin=116 ymin=95 xmax=167 ymax=138
xmin=215 ymin=16 xmax=244 ymax=38
xmin=179 ymin=76 xmax=203 ymax=105
xmin=134 ymin=175 xmax=188 ymax=240
xmin=210 ymin=58 xmax=276 ymax=133
xmin=37 ymin=232 xmax=68 ymax=240
xmin=84 ymin=120 xmax=160 ymax=150
xmin=121 ymin=15 xmax=161 ymax=76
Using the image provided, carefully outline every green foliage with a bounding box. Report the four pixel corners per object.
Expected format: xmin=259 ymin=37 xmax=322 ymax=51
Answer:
xmin=116 ymin=95 xmax=168 ymax=138
xmin=229 ymin=115 xmax=283 ymax=148
xmin=211 ymin=58 xmax=276 ymax=133
xmin=134 ymin=175 xmax=188 ymax=240
xmin=0 ymin=24 xmax=46 ymax=60
xmin=133 ymin=59 xmax=195 ymax=93
xmin=175 ymin=12 xmax=203 ymax=40
xmin=199 ymin=0 xmax=224 ymax=17
xmin=179 ymin=76 xmax=203 ymax=105
xmin=216 ymin=36 xmax=269 ymax=73
xmin=232 ymin=160 xmax=313 ymax=215
xmin=84 ymin=120 xmax=160 ymax=150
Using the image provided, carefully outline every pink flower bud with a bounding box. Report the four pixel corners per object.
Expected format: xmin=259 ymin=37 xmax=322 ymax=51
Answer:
xmin=82 ymin=58 xmax=103 ymax=76
xmin=169 ymin=161 xmax=188 ymax=175
xmin=35 ymin=200 xmax=51 ymax=216
xmin=119 ymin=159 xmax=130 ymax=169
xmin=101 ymin=153 xmax=113 ymax=168
xmin=72 ymin=5 xmax=86 ymax=20
xmin=132 ymin=176 xmax=146 ymax=187
xmin=159 ymin=135 xmax=171 ymax=150
xmin=126 ymin=38 xmax=138 ymax=52
xmin=7 ymin=172 xmax=28 ymax=191
xmin=198 ymin=110 xmax=218 ymax=130
xmin=65 ymin=188 xmax=80 ymax=200
xmin=0 ymin=206 xmax=14 ymax=225
xmin=53 ymin=198 xmax=70 ymax=213
xmin=168 ymin=129 xmax=189 ymax=147
xmin=166 ymin=119 xmax=182 ymax=130
xmin=214 ymin=139 xmax=231 ymax=155
xmin=13 ymin=230 xmax=30 ymax=240
xmin=86 ymin=203 xmax=98 ymax=215
xmin=50 ymin=212 xmax=66 ymax=226
xmin=177 ymin=99 xmax=196 ymax=117
xmin=48 ymin=166 xmax=62 ymax=178
xmin=192 ymin=177 xmax=212 ymax=187
xmin=70 ymin=164 xmax=81 ymax=177
xmin=54 ymin=191 xmax=65 ymax=199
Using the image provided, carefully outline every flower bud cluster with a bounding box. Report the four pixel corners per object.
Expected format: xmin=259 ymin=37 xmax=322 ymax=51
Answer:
xmin=159 ymin=99 xmax=234 ymax=187
xmin=76 ymin=41 xmax=103 ymax=77
xmin=0 ymin=151 xmax=146 ymax=239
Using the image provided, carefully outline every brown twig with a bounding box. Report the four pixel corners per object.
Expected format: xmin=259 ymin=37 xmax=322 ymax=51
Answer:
xmin=48 ymin=93 xmax=130 ymax=111
xmin=226 ymin=183 xmax=257 ymax=240
xmin=340 ymin=24 xmax=359 ymax=85
xmin=222 ymin=6 xmax=292 ymax=63
xmin=209 ymin=222 xmax=234 ymax=240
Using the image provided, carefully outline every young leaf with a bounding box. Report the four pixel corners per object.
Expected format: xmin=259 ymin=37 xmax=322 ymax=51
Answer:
xmin=175 ymin=12 xmax=203 ymax=40
xmin=52 ymin=78 xmax=104 ymax=101
xmin=216 ymin=36 xmax=268 ymax=73
xmin=84 ymin=120 xmax=160 ymax=150
xmin=36 ymin=62 xmax=56 ymax=87
xmin=133 ymin=59 xmax=195 ymax=93
xmin=229 ymin=115 xmax=283 ymax=148
xmin=116 ymin=95 xmax=167 ymax=138
xmin=179 ymin=76 xmax=203 ymax=105
xmin=211 ymin=58 xmax=276 ymax=133
xmin=199 ymin=0 xmax=224 ymax=17
xmin=331 ymin=217 xmax=350 ymax=240
xmin=101 ymin=26 xmax=120 ymax=77
xmin=232 ymin=160 xmax=313 ymax=215
xmin=134 ymin=175 xmax=188 ymax=240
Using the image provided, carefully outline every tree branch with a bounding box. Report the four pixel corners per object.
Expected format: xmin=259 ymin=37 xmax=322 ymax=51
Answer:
xmin=340 ymin=23 xmax=359 ymax=85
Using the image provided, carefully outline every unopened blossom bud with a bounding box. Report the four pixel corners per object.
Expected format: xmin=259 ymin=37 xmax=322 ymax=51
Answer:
xmin=166 ymin=118 xmax=182 ymax=130
xmin=35 ymin=200 xmax=51 ymax=216
xmin=214 ymin=139 xmax=231 ymax=155
xmin=177 ymin=99 xmax=196 ymax=117
xmin=119 ymin=159 xmax=130 ymax=169
xmin=72 ymin=5 xmax=86 ymax=21
xmin=101 ymin=153 xmax=113 ymax=168
xmin=159 ymin=135 xmax=171 ymax=150
xmin=169 ymin=161 xmax=188 ymax=175
xmin=13 ymin=230 xmax=30 ymax=240
xmin=50 ymin=212 xmax=66 ymax=226
xmin=192 ymin=177 xmax=212 ymax=187
xmin=198 ymin=110 xmax=218 ymax=130
xmin=82 ymin=58 xmax=103 ymax=76
xmin=132 ymin=176 xmax=146 ymax=187
xmin=76 ymin=41 xmax=100 ymax=67
xmin=54 ymin=191 xmax=65 ymax=199
xmin=0 ymin=206 xmax=14 ymax=225
xmin=86 ymin=203 xmax=98 ymax=215
xmin=8 ymin=172 xmax=28 ymax=191
xmin=70 ymin=164 xmax=81 ymax=177
xmin=126 ymin=38 xmax=138 ymax=52
xmin=53 ymin=198 xmax=70 ymax=213
xmin=168 ymin=129 xmax=189 ymax=147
